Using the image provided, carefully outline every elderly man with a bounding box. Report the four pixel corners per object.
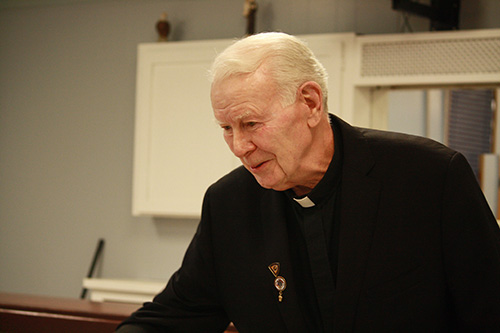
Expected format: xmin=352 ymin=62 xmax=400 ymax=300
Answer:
xmin=117 ymin=32 xmax=500 ymax=332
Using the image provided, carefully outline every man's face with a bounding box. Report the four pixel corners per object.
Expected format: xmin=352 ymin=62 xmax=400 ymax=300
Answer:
xmin=211 ymin=68 xmax=315 ymax=192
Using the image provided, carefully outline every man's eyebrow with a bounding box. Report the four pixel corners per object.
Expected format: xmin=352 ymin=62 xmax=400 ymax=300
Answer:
xmin=214 ymin=111 xmax=253 ymax=126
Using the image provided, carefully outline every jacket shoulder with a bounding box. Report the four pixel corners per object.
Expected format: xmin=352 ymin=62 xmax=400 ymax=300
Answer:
xmin=361 ymin=127 xmax=455 ymax=159
xmin=205 ymin=166 xmax=267 ymax=203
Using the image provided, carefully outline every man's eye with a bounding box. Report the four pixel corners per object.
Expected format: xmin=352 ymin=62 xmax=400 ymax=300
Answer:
xmin=246 ymin=122 xmax=257 ymax=127
xmin=221 ymin=125 xmax=232 ymax=131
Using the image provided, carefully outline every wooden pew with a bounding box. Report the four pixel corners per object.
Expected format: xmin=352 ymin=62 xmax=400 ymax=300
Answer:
xmin=0 ymin=292 xmax=237 ymax=332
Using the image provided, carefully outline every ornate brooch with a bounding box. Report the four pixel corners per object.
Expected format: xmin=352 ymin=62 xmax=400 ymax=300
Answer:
xmin=268 ymin=262 xmax=286 ymax=302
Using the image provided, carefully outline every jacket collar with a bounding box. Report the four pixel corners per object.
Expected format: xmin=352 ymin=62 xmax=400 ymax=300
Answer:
xmin=331 ymin=115 xmax=380 ymax=331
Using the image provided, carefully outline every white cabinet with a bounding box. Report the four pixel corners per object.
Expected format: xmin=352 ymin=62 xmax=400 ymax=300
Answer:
xmin=131 ymin=33 xmax=355 ymax=217
xmin=132 ymin=39 xmax=239 ymax=217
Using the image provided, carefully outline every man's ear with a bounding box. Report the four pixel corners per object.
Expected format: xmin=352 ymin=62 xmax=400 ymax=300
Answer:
xmin=298 ymin=81 xmax=324 ymax=127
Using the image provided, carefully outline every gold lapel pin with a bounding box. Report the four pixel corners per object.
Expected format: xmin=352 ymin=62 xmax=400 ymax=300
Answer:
xmin=268 ymin=262 xmax=286 ymax=302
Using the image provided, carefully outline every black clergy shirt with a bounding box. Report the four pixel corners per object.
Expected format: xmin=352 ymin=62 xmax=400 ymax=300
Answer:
xmin=284 ymin=116 xmax=343 ymax=332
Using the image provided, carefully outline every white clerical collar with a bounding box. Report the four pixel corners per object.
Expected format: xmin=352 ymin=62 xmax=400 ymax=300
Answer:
xmin=293 ymin=196 xmax=316 ymax=208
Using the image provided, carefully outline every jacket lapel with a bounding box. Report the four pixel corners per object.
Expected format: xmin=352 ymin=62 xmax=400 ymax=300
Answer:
xmin=261 ymin=191 xmax=309 ymax=332
xmin=333 ymin=117 xmax=381 ymax=332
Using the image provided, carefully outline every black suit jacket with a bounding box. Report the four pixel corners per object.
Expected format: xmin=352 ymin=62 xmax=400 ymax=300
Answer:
xmin=118 ymin=115 xmax=500 ymax=332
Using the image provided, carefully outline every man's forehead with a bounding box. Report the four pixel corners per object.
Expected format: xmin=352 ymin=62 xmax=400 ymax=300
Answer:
xmin=210 ymin=75 xmax=247 ymax=103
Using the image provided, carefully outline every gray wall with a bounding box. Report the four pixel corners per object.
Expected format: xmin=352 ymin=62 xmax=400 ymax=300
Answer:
xmin=1 ymin=0 xmax=499 ymax=299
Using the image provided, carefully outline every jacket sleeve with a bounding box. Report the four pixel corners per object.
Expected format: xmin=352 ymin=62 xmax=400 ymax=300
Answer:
xmin=441 ymin=152 xmax=500 ymax=329
xmin=116 ymin=189 xmax=230 ymax=332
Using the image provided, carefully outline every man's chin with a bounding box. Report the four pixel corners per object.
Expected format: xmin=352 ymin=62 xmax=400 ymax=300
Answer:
xmin=254 ymin=178 xmax=289 ymax=192
xmin=253 ymin=177 xmax=274 ymax=190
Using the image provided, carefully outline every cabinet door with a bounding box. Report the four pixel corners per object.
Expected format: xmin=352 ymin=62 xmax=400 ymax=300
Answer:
xmin=132 ymin=34 xmax=351 ymax=217
xmin=133 ymin=39 xmax=239 ymax=217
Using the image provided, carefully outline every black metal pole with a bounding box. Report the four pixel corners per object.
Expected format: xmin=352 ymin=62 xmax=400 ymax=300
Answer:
xmin=80 ymin=238 xmax=105 ymax=299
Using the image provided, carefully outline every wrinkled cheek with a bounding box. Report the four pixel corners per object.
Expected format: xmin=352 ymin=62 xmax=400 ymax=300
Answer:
xmin=273 ymin=157 xmax=290 ymax=176
xmin=224 ymin=137 xmax=234 ymax=153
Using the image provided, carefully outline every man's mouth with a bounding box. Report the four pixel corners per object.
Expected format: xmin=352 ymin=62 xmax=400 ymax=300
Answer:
xmin=249 ymin=160 xmax=267 ymax=171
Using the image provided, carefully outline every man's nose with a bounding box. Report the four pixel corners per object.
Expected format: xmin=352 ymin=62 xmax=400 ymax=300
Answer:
xmin=231 ymin=130 xmax=255 ymax=158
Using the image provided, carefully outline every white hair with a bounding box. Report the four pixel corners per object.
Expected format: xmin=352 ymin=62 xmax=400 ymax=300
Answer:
xmin=210 ymin=32 xmax=329 ymax=111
